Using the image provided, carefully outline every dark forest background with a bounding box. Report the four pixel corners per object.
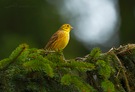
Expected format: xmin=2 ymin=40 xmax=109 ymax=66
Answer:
xmin=0 ymin=0 xmax=135 ymax=60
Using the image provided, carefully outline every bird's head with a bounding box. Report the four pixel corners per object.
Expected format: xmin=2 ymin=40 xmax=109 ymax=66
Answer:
xmin=60 ymin=24 xmax=73 ymax=32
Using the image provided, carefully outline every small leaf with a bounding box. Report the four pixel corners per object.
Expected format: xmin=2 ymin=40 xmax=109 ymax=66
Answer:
xmin=61 ymin=74 xmax=72 ymax=85
xmin=90 ymin=48 xmax=101 ymax=58
xmin=101 ymin=80 xmax=115 ymax=92
xmin=0 ymin=58 xmax=11 ymax=70
xmin=96 ymin=60 xmax=111 ymax=79
xmin=9 ymin=44 xmax=29 ymax=60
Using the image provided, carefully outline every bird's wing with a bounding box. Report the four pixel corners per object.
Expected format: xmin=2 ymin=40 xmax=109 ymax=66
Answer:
xmin=44 ymin=31 xmax=59 ymax=50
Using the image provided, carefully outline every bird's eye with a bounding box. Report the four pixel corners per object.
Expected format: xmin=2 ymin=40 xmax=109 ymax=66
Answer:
xmin=66 ymin=25 xmax=69 ymax=27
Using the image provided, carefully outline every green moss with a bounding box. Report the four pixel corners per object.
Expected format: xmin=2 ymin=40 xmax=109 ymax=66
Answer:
xmin=1 ymin=43 xmax=134 ymax=92
xmin=96 ymin=60 xmax=112 ymax=79
xmin=101 ymin=80 xmax=115 ymax=92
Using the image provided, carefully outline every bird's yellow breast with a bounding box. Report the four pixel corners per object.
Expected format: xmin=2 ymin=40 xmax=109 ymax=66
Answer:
xmin=54 ymin=31 xmax=69 ymax=50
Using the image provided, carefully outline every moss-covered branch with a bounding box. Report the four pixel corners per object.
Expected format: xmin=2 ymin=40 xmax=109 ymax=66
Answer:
xmin=0 ymin=44 xmax=135 ymax=92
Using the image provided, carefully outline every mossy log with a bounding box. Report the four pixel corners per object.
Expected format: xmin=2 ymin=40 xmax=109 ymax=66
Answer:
xmin=0 ymin=44 xmax=135 ymax=92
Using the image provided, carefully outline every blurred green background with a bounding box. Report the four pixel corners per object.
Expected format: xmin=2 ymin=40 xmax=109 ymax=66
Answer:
xmin=0 ymin=0 xmax=135 ymax=59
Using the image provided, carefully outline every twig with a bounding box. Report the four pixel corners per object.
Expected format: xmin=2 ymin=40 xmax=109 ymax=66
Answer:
xmin=112 ymin=51 xmax=130 ymax=92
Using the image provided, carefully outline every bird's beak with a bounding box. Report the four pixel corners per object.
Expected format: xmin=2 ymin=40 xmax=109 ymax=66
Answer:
xmin=71 ymin=26 xmax=73 ymax=30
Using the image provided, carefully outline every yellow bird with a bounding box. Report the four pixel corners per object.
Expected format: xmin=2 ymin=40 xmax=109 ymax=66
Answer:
xmin=45 ymin=24 xmax=73 ymax=51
